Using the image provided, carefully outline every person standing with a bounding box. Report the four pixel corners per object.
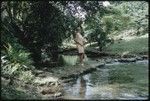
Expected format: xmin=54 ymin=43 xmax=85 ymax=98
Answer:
xmin=74 ymin=27 xmax=87 ymax=66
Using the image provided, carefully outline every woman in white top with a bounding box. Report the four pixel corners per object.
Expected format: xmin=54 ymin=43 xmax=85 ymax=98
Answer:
xmin=74 ymin=27 xmax=87 ymax=66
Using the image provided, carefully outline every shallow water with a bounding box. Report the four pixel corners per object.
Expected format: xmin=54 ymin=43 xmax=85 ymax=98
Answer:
xmin=60 ymin=55 xmax=149 ymax=100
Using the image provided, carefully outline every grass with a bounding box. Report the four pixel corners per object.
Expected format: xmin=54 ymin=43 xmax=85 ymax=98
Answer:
xmin=104 ymin=37 xmax=148 ymax=55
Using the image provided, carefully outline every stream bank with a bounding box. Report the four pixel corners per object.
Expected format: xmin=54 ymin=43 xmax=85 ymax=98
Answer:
xmin=2 ymin=53 xmax=148 ymax=100
xmin=32 ymin=53 xmax=148 ymax=99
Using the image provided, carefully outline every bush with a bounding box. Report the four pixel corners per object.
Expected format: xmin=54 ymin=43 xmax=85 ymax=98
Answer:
xmin=1 ymin=42 xmax=34 ymax=83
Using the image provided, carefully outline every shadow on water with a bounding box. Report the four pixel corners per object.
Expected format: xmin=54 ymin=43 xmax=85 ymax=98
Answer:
xmin=60 ymin=55 xmax=148 ymax=100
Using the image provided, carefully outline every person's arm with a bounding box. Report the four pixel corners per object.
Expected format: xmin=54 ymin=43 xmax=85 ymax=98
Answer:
xmin=74 ymin=39 xmax=84 ymax=46
xmin=83 ymin=38 xmax=87 ymax=43
xmin=82 ymin=37 xmax=88 ymax=45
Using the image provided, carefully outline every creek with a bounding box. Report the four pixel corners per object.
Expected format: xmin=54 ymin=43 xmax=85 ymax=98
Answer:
xmin=59 ymin=55 xmax=148 ymax=100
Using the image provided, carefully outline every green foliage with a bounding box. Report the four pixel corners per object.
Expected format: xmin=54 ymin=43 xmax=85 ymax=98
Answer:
xmin=3 ymin=43 xmax=32 ymax=66
xmin=1 ymin=26 xmax=34 ymax=82
xmin=112 ymin=1 xmax=148 ymax=34
xmin=1 ymin=43 xmax=34 ymax=82
xmin=102 ymin=14 xmax=130 ymax=33
xmin=84 ymin=6 xmax=121 ymax=51
xmin=2 ymin=1 xmax=72 ymax=63
xmin=1 ymin=1 xmax=148 ymax=62
xmin=84 ymin=1 xmax=148 ymax=51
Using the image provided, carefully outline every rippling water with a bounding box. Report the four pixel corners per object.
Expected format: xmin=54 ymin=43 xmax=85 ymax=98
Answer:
xmin=60 ymin=55 xmax=148 ymax=100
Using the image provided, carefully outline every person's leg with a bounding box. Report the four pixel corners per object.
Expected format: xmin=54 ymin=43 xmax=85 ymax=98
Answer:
xmin=78 ymin=46 xmax=85 ymax=65
xmin=80 ymin=53 xmax=84 ymax=65
xmin=79 ymin=53 xmax=82 ymax=63
xmin=78 ymin=53 xmax=81 ymax=63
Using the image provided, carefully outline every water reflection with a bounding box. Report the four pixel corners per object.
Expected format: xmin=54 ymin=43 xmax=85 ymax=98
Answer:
xmin=63 ymin=60 xmax=148 ymax=100
xmin=79 ymin=77 xmax=86 ymax=98
xmin=59 ymin=54 xmax=88 ymax=66
xmin=63 ymin=74 xmax=90 ymax=99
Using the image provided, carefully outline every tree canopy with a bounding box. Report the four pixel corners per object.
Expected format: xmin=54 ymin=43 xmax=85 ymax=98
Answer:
xmin=1 ymin=1 xmax=148 ymax=64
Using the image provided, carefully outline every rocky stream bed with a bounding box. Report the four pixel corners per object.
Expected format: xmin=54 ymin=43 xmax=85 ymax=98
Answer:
xmin=1 ymin=54 xmax=148 ymax=100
